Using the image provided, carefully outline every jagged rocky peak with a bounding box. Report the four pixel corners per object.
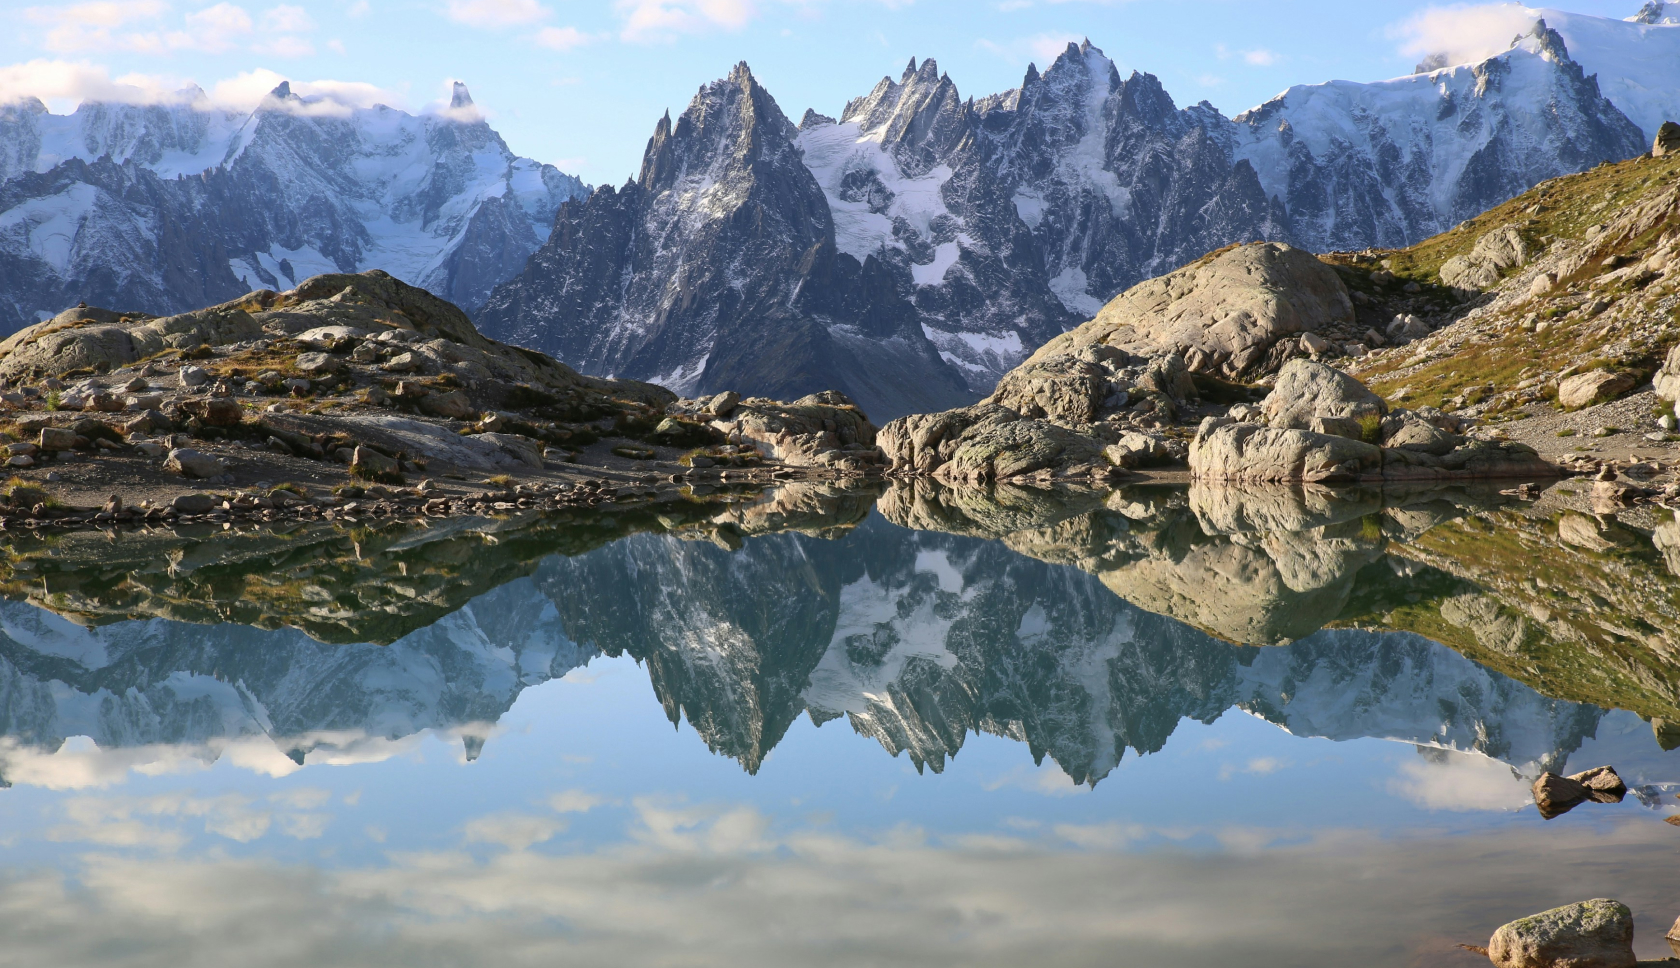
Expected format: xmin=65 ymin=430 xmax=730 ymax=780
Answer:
xmin=841 ymin=55 xmax=969 ymax=174
xmin=640 ymin=60 xmax=804 ymax=197
xmin=1630 ymin=1 xmax=1680 ymax=25
xmin=451 ymin=81 xmax=474 ymax=109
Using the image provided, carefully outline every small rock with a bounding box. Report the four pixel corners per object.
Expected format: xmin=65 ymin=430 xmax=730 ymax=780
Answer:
xmin=179 ymin=366 xmax=209 ymax=387
xmin=134 ymin=441 xmax=168 ymax=458
xmin=1299 ymin=331 xmax=1331 ymax=356
xmin=351 ymin=445 xmax=400 ymax=477
xmin=1487 ymin=899 xmax=1634 ymax=968
xmin=172 ymin=493 xmax=217 ymax=514
xmin=382 ymin=352 xmax=419 ymax=373
xmin=419 ymin=389 xmax=474 ymax=419
xmin=294 ymin=352 xmax=339 ymax=375
xmin=351 ymin=342 xmax=380 ymax=363
xmin=282 ymin=378 xmax=311 ymax=395
xmin=38 ymin=427 xmax=76 ymax=451
xmin=6 ymin=442 xmax=37 ymax=457
xmin=126 ymin=392 xmax=165 ymax=410
xmin=5 ymin=455 xmax=33 ymax=468
xmin=122 ymin=377 xmax=148 ymax=392
xmin=164 ymin=448 xmax=228 ymax=479
xmin=706 ymin=390 xmax=740 ymax=417
xmin=1532 ymin=772 xmax=1589 ymax=819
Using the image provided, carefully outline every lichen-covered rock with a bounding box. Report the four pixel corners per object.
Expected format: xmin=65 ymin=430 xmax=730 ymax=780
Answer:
xmin=1022 ymin=242 xmax=1354 ymax=381
xmin=1487 ymin=899 xmax=1634 ymax=968
xmin=1261 ymin=359 xmax=1387 ymax=430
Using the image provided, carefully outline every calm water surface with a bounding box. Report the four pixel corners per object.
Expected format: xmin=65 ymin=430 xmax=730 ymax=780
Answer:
xmin=0 ymin=481 xmax=1678 ymax=967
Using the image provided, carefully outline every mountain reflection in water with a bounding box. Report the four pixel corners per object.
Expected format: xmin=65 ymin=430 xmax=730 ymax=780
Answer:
xmin=1 ymin=480 xmax=1679 ymax=967
xmin=0 ymin=479 xmax=1676 ymax=789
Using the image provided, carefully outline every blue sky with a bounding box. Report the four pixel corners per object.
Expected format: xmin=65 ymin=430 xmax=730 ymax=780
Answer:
xmin=0 ymin=1 xmax=1652 ymax=185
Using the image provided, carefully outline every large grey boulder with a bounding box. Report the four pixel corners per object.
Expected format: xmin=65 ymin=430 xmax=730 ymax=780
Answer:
xmin=1020 ymin=242 xmax=1354 ymax=381
xmin=1261 ymin=359 xmax=1387 ymax=431
xmin=1558 ymin=369 xmax=1638 ymax=410
xmin=1487 ymin=899 xmax=1634 ymax=968
xmin=164 ymin=448 xmax=227 ymax=479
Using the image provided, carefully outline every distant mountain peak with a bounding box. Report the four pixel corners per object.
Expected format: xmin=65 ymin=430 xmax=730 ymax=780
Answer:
xmin=450 ymin=81 xmax=474 ymax=109
xmin=1629 ymin=1 xmax=1679 ymax=24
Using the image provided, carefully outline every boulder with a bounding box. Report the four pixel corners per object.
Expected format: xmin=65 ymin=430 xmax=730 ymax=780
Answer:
xmin=1655 ymin=120 xmax=1680 ymax=158
xmin=38 ymin=427 xmax=76 ymax=451
xmin=1104 ymin=431 xmax=1175 ymax=468
xmin=181 ymin=397 xmax=243 ymax=427
xmin=351 ymin=445 xmax=400 ymax=477
xmin=294 ymin=352 xmax=339 ymax=376
xmin=1570 ymin=765 xmax=1627 ymax=800
xmin=934 ymin=418 xmax=1112 ymax=485
xmin=1190 ymin=422 xmax=1382 ymax=484
xmin=1439 ymin=225 xmax=1532 ymax=290
xmin=1653 ymin=344 xmax=1680 ymax=403
xmin=1260 ymin=359 xmax=1388 ymax=431
xmin=419 ymin=389 xmax=475 ymax=419
xmin=1383 ymin=419 xmax=1461 ymax=456
xmin=164 ymin=448 xmax=227 ymax=479
xmin=179 ymin=365 xmax=209 ymax=387
xmin=1533 ymin=772 xmax=1590 ymax=818
xmin=1019 ymin=242 xmax=1355 ymax=381
xmin=468 ymin=432 xmax=542 ymax=469
xmin=989 ymin=355 xmax=1110 ymax=422
xmin=1487 ymin=899 xmax=1635 ymax=968
xmin=706 ymin=390 xmax=740 ymax=417
xmin=1558 ymin=370 xmax=1638 ymax=410
xmin=171 ymin=493 xmax=218 ymax=514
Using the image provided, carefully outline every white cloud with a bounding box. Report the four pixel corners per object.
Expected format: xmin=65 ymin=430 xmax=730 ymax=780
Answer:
xmin=345 ymin=0 xmax=371 ymax=15
xmin=615 ymin=0 xmax=758 ymax=43
xmin=25 ymin=0 xmax=318 ymax=57
xmin=463 ymin=812 xmax=565 ymax=850
xmin=1389 ymin=3 xmax=1539 ymax=70
xmin=1243 ymin=48 xmax=1277 ymax=66
xmin=974 ymin=31 xmax=1085 ymax=67
xmin=259 ymin=4 xmax=315 ymax=32
xmin=1389 ymin=749 xmax=1532 ymax=811
xmin=25 ymin=0 xmax=172 ymax=53
xmin=445 ymin=0 xmax=550 ymax=28
xmin=174 ymin=2 xmax=255 ymax=53
xmin=549 ymin=789 xmax=606 ymax=813
xmin=1217 ymin=756 xmax=1289 ymax=781
xmin=535 ymin=25 xmax=594 ymax=50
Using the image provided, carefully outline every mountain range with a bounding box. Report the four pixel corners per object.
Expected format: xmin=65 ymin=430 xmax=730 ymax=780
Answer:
xmin=0 ymin=81 xmax=584 ymax=332
xmin=1 ymin=6 xmax=1677 ymax=419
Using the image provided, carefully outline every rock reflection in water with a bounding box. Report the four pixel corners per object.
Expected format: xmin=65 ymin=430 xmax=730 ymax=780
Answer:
xmin=0 ymin=479 xmax=1671 ymax=798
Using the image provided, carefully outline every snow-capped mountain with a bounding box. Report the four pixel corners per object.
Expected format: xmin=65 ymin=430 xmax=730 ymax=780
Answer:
xmin=0 ymin=81 xmax=584 ymax=333
xmin=474 ymin=63 xmax=975 ymax=420
xmin=483 ymin=8 xmax=1662 ymax=418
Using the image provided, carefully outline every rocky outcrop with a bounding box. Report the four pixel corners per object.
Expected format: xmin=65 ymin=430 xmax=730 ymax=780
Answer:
xmin=1655 ymin=120 xmax=1680 ymax=158
xmin=1487 ymin=899 xmax=1635 ymax=968
xmin=1025 ymin=243 xmax=1356 ymax=381
xmin=673 ymin=390 xmax=885 ymax=471
xmin=1439 ymin=226 xmax=1533 ymax=290
xmin=1191 ymin=360 xmax=1555 ymax=483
